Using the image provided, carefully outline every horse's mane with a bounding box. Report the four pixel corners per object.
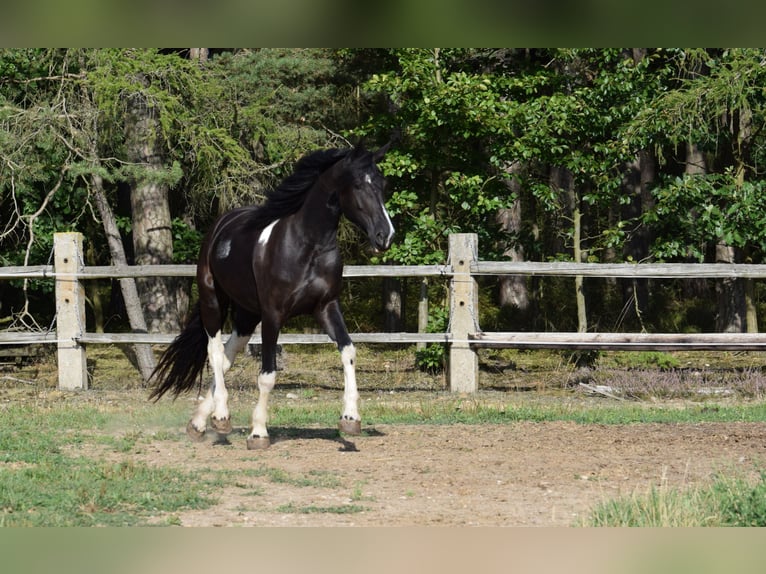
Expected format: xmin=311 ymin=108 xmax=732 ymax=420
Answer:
xmin=246 ymin=147 xmax=350 ymax=230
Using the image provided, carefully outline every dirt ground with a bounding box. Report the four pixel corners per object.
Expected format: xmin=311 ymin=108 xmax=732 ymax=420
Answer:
xmin=5 ymin=346 xmax=766 ymax=526
xmin=127 ymin=417 xmax=765 ymax=527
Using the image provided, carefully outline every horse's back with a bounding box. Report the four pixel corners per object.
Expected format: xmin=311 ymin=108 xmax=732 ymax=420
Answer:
xmin=200 ymin=207 xmax=264 ymax=312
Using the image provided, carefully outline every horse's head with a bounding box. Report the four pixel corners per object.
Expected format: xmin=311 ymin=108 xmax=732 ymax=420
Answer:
xmin=338 ymin=142 xmax=395 ymax=253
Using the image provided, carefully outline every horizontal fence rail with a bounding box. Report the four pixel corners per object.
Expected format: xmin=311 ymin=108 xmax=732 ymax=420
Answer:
xmin=473 ymin=261 xmax=766 ymax=279
xmin=1 ymin=232 xmax=766 ymax=392
xmin=7 ymin=261 xmax=766 ymax=281
xmin=76 ymin=332 xmax=450 ymax=345
xmin=469 ymin=332 xmax=766 ymax=351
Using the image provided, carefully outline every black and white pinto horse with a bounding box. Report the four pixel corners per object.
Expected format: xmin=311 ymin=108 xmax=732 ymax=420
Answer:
xmin=149 ymin=143 xmax=394 ymax=449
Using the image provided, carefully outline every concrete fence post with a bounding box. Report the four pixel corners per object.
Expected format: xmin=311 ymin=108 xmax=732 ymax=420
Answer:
xmin=54 ymin=232 xmax=88 ymax=390
xmin=448 ymin=233 xmax=479 ymax=393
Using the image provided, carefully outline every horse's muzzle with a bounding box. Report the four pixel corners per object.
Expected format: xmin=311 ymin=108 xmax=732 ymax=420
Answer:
xmin=372 ymin=230 xmax=394 ymax=253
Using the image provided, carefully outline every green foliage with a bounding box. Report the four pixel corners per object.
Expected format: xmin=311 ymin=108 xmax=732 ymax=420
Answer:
xmin=5 ymin=48 xmax=766 ymax=336
xmin=171 ymin=218 xmax=202 ymax=264
xmin=648 ymin=174 xmax=766 ymax=261
xmin=414 ymin=304 xmax=448 ymax=373
xmin=361 ymin=49 xmax=517 ymax=265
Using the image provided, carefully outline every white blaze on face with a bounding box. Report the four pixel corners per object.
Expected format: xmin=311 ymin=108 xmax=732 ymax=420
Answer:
xmin=258 ymin=219 xmax=280 ymax=246
xmin=382 ymin=204 xmax=395 ymax=245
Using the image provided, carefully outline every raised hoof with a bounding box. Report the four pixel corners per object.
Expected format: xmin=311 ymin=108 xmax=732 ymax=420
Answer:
xmin=186 ymin=420 xmax=206 ymax=442
xmin=338 ymin=418 xmax=362 ymax=436
xmin=210 ymin=416 xmax=233 ymax=435
xmin=246 ymin=436 xmax=271 ymax=450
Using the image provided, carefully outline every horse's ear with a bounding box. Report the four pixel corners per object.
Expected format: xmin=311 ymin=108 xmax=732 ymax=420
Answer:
xmin=349 ymin=140 xmax=367 ymax=160
xmin=372 ymin=141 xmax=392 ymax=164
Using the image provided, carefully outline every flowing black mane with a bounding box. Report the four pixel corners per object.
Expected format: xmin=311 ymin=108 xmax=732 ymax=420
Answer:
xmin=246 ymin=148 xmax=350 ymax=231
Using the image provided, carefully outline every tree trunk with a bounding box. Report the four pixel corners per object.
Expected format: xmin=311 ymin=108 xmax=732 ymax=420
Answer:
xmin=617 ymin=48 xmax=656 ymax=330
xmin=734 ymin=102 xmax=757 ymax=333
xmin=621 ymin=148 xmax=655 ymax=329
xmin=90 ymin=172 xmax=157 ymax=383
xmin=572 ymin=196 xmax=587 ymax=333
xmin=496 ymin=160 xmax=530 ymax=315
xmin=713 ymin=103 xmax=753 ymax=333
xmin=189 ymin=48 xmax=209 ymax=63
xmin=125 ymin=86 xmax=185 ymax=333
xmin=85 ymin=241 xmax=104 ymax=333
xmin=715 ymin=243 xmax=745 ymax=332
xmin=681 ymin=142 xmax=714 ymax=318
xmin=553 ymin=166 xmax=587 ymax=332
xmin=417 ymin=278 xmax=429 ymax=351
xmin=383 ymin=276 xmax=403 ymax=332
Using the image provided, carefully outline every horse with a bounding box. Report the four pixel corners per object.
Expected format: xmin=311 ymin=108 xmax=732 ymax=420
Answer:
xmin=149 ymin=143 xmax=394 ymax=449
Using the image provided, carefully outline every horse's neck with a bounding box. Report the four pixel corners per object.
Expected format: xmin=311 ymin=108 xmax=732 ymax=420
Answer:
xmin=293 ymin=181 xmax=342 ymax=246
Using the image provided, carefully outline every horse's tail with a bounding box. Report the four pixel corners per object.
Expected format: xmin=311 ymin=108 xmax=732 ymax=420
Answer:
xmin=148 ymin=303 xmax=208 ymax=401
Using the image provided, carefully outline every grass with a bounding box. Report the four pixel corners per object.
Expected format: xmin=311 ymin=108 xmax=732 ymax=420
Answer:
xmin=4 ymin=390 xmax=763 ymax=526
xmin=3 ymin=345 xmax=766 ymax=526
xmin=229 ymin=465 xmax=343 ymax=489
xmin=275 ymin=502 xmax=367 ymax=515
xmin=0 ymin=403 xmax=221 ymax=527
xmin=262 ymin=397 xmax=766 ymax=427
xmin=586 ymin=470 xmax=766 ymax=527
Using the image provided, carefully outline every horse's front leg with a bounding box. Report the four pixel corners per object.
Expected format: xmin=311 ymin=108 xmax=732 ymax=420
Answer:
xmin=317 ymin=301 xmax=361 ymax=435
xmin=247 ymin=321 xmax=279 ymax=450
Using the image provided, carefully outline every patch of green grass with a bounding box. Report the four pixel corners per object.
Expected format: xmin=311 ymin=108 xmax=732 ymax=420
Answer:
xmin=0 ymin=403 xmax=217 ymax=526
xmin=242 ymin=393 xmax=766 ymax=429
xmin=275 ymin=502 xmax=367 ymax=515
xmin=231 ymin=465 xmax=342 ymax=488
xmin=350 ymin=481 xmax=374 ymax=502
xmin=361 ymin=399 xmax=766 ymax=426
xmin=710 ymin=470 xmax=766 ymax=526
xmin=613 ymin=351 xmax=681 ymax=370
xmin=0 ymin=457 xmax=218 ymax=526
xmin=586 ymin=469 xmax=766 ymax=527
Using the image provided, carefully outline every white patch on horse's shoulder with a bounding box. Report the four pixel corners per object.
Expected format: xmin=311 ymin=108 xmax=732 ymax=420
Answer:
xmin=258 ymin=219 xmax=279 ymax=246
xmin=364 ymin=174 xmax=372 ymax=185
xmin=216 ymin=239 xmax=231 ymax=259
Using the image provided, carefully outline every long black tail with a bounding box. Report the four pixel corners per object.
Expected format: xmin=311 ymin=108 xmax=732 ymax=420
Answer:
xmin=149 ymin=303 xmax=208 ymax=401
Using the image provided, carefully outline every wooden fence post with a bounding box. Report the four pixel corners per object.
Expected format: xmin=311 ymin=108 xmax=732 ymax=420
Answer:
xmin=54 ymin=232 xmax=88 ymax=390
xmin=448 ymin=233 xmax=479 ymax=393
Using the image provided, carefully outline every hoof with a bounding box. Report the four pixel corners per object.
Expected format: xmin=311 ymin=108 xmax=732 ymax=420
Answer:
xmin=186 ymin=420 xmax=206 ymax=442
xmin=246 ymin=436 xmax=271 ymax=450
xmin=210 ymin=416 xmax=233 ymax=435
xmin=339 ymin=418 xmax=362 ymax=436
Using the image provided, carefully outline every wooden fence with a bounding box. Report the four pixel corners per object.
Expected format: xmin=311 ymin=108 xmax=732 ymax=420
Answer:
xmin=2 ymin=231 xmax=766 ymax=393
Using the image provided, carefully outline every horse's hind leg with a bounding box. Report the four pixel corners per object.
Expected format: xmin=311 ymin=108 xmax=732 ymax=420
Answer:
xmin=187 ymin=328 xmax=250 ymax=438
xmin=211 ymin=328 xmax=251 ymax=432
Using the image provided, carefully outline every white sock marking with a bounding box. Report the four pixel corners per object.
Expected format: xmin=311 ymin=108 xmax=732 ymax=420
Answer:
xmin=251 ymin=371 xmax=276 ymax=438
xmin=191 ymin=330 xmax=249 ymax=429
xmin=341 ymin=344 xmax=360 ymax=421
